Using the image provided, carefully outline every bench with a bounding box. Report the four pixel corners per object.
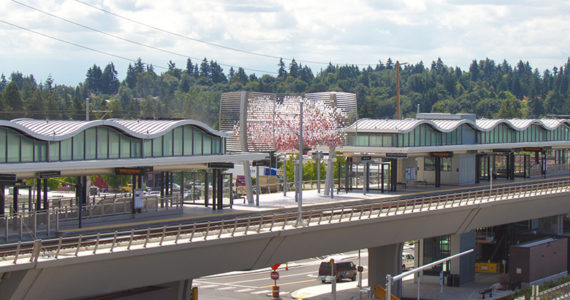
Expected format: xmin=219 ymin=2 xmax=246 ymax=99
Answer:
xmin=479 ymin=286 xmax=493 ymax=299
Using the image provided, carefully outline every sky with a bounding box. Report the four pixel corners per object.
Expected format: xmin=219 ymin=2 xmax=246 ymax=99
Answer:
xmin=1 ymin=0 xmax=569 ymax=87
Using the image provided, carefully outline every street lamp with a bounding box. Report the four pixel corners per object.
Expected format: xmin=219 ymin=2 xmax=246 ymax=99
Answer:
xmin=395 ymin=61 xmax=408 ymax=120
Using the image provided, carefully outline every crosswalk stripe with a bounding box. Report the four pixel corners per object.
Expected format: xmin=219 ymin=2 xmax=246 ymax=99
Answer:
xmin=251 ymin=290 xmax=271 ymax=294
xmin=236 ymin=288 xmax=254 ymax=292
xmin=217 ymin=286 xmax=235 ymax=291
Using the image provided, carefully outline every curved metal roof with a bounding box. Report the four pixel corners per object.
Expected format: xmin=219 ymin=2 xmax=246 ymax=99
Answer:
xmin=345 ymin=118 xmax=570 ymax=134
xmin=0 ymin=119 xmax=229 ymax=141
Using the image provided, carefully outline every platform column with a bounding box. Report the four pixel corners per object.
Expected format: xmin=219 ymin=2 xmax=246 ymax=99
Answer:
xmin=0 ymin=183 xmax=4 ymax=217
xmin=42 ymin=179 xmax=48 ymax=210
xmin=390 ymin=159 xmax=398 ymax=192
xmin=368 ymin=243 xmax=403 ymax=298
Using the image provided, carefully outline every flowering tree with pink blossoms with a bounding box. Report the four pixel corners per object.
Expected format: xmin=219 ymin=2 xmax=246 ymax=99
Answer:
xmin=234 ymin=95 xmax=347 ymax=196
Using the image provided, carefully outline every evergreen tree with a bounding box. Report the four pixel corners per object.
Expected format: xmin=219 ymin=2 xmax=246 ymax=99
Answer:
xmin=200 ymin=58 xmax=210 ymax=78
xmin=86 ymin=64 xmax=103 ymax=93
xmin=278 ymin=58 xmax=287 ymax=79
xmin=3 ymin=81 xmax=23 ymax=119
xmin=0 ymin=74 xmax=7 ymax=92
xmin=186 ymin=58 xmax=194 ymax=75
xmin=289 ymin=59 xmax=299 ymax=78
xmin=101 ymin=63 xmax=120 ymax=94
xmin=26 ymin=89 xmax=45 ymax=119
xmin=125 ymin=64 xmax=137 ymax=89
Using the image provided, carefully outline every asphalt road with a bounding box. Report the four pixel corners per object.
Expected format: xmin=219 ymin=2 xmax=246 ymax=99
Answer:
xmin=194 ymin=250 xmax=369 ymax=300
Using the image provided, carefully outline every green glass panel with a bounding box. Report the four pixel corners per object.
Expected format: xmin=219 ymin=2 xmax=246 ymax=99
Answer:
xmin=60 ymin=138 xmax=72 ymax=161
xmin=153 ymin=137 xmax=162 ymax=157
xmin=85 ymin=128 xmax=96 ymax=159
xmin=120 ymin=136 xmax=131 ymax=158
xmin=144 ymin=140 xmax=152 ymax=157
xmin=73 ymin=133 xmax=84 ymax=160
xmin=0 ymin=129 xmax=6 ymax=162
xmin=97 ymin=128 xmax=108 ymax=159
xmin=49 ymin=142 xmax=60 ymax=162
xmin=193 ymin=129 xmax=202 ymax=155
xmin=109 ymin=130 xmax=120 ymax=159
xmin=7 ymin=130 xmax=20 ymax=162
xmin=132 ymin=140 xmax=142 ymax=157
xmin=184 ymin=126 xmax=192 ymax=155
xmin=21 ymin=136 xmax=34 ymax=162
xmin=383 ymin=135 xmax=392 ymax=147
xmin=34 ymin=141 xmax=46 ymax=162
xmin=203 ymin=135 xmax=212 ymax=154
xmin=356 ymin=135 xmax=368 ymax=146
xmin=212 ymin=137 xmax=220 ymax=154
xmin=173 ymin=127 xmax=183 ymax=156
xmin=163 ymin=132 xmax=173 ymax=156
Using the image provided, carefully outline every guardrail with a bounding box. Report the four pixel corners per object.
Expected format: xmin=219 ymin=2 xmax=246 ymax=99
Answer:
xmin=0 ymin=195 xmax=182 ymax=243
xmin=1 ymin=179 xmax=569 ymax=266
xmin=537 ymin=281 xmax=570 ymax=300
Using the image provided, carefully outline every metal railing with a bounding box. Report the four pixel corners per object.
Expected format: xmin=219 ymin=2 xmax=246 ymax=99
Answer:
xmin=537 ymin=281 xmax=570 ymax=300
xmin=1 ymin=179 xmax=569 ymax=266
xmin=0 ymin=195 xmax=182 ymax=242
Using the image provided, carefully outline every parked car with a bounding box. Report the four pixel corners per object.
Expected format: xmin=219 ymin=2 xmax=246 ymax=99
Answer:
xmin=318 ymin=260 xmax=357 ymax=283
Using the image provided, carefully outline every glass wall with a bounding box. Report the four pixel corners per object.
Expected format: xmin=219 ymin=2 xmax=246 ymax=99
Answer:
xmin=347 ymin=122 xmax=570 ymax=148
xmin=0 ymin=125 xmax=225 ymax=164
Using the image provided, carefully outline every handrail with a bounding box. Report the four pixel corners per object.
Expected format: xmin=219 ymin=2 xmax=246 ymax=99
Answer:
xmin=1 ymin=179 xmax=570 ymax=265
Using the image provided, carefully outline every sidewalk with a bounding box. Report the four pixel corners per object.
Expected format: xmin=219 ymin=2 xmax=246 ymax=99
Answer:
xmin=290 ymin=273 xmax=515 ymax=300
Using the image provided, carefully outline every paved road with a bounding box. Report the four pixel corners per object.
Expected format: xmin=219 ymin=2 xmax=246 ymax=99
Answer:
xmin=194 ymin=251 xmax=369 ymax=299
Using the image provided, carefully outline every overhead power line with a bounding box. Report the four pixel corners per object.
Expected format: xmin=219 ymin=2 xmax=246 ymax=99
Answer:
xmin=11 ymin=0 xmax=276 ymax=75
xmin=75 ymin=0 xmax=370 ymax=66
xmin=74 ymin=0 xmax=364 ymax=66
xmin=0 ymin=19 xmax=154 ymax=68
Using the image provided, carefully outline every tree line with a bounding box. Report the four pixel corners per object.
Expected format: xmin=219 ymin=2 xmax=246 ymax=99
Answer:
xmin=1 ymin=56 xmax=570 ymax=129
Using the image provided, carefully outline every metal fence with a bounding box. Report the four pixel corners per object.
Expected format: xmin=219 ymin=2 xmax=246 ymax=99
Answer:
xmin=1 ymin=179 xmax=569 ymax=265
xmin=0 ymin=195 xmax=182 ymax=242
xmin=537 ymin=281 xmax=570 ymax=300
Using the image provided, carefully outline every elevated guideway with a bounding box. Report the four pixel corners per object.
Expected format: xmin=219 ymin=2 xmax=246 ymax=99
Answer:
xmin=0 ymin=178 xmax=569 ymax=299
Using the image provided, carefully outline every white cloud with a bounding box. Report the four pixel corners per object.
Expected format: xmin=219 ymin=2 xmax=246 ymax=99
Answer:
xmin=0 ymin=0 xmax=568 ymax=85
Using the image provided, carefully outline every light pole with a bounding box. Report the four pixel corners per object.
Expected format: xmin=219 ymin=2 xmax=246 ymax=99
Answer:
xmin=297 ymin=101 xmax=303 ymax=226
xmin=395 ymin=61 xmax=408 ymax=120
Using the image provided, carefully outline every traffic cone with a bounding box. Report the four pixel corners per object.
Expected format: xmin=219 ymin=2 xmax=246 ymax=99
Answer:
xmin=285 ymin=262 xmax=288 ymax=271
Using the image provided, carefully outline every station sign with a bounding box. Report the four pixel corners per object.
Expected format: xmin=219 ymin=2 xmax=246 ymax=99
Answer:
xmin=492 ymin=149 xmax=512 ymax=153
xmin=523 ymin=147 xmax=542 ymax=152
xmin=207 ymin=162 xmax=234 ymax=169
xmin=252 ymin=159 xmax=270 ymax=167
xmin=115 ymin=168 xmax=143 ymax=175
xmin=385 ymin=153 xmax=407 ymax=158
xmin=360 ymin=155 xmax=372 ymax=161
xmin=430 ymin=152 xmax=453 ymax=158
xmin=311 ymin=152 xmax=324 ymax=159
xmin=38 ymin=171 xmax=61 ymax=178
xmin=0 ymin=173 xmax=16 ymax=183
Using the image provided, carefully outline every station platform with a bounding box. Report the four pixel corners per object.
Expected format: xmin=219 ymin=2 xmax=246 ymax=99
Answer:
xmin=55 ymin=174 xmax=566 ymax=234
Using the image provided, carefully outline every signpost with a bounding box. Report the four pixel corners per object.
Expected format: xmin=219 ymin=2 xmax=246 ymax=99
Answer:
xmin=270 ymin=270 xmax=280 ymax=299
